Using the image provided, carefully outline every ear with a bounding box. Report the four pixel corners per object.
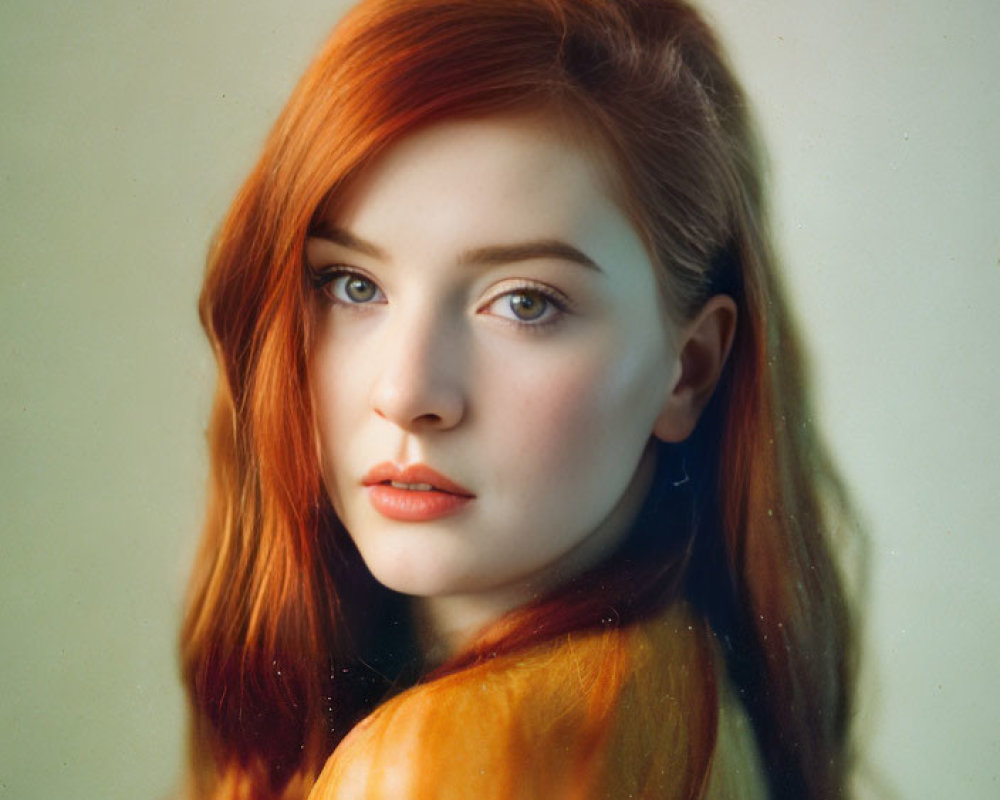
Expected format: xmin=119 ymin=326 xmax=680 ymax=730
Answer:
xmin=653 ymin=294 xmax=737 ymax=443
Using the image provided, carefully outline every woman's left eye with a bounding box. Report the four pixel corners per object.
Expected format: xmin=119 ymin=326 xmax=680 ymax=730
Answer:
xmin=482 ymin=287 xmax=564 ymax=326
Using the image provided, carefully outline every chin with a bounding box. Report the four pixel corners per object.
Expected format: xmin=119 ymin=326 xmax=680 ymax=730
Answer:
xmin=358 ymin=542 xmax=470 ymax=598
xmin=367 ymin=568 xmax=449 ymax=597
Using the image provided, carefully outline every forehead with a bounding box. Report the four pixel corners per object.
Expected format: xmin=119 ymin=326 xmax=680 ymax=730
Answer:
xmin=321 ymin=112 xmax=645 ymax=269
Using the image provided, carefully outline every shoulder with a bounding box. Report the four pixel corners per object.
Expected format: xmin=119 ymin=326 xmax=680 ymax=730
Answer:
xmin=308 ymin=604 xmax=718 ymax=800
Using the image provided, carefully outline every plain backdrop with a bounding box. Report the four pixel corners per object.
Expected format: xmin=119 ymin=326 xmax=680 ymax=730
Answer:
xmin=1 ymin=1 xmax=997 ymax=798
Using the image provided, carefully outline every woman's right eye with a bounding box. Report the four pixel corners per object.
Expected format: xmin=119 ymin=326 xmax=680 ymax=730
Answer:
xmin=316 ymin=270 xmax=387 ymax=306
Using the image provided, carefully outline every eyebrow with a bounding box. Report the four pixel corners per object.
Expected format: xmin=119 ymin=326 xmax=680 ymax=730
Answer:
xmin=309 ymin=225 xmax=388 ymax=260
xmin=458 ymin=240 xmax=602 ymax=272
xmin=308 ymin=226 xmax=603 ymax=273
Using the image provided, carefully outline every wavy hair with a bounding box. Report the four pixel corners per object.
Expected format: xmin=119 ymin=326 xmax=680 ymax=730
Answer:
xmin=180 ymin=1 xmax=859 ymax=798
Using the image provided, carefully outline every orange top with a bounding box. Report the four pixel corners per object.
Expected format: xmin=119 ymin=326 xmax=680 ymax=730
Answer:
xmin=307 ymin=603 xmax=767 ymax=800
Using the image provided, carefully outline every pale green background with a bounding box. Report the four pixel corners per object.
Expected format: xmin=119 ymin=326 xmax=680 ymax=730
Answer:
xmin=1 ymin=1 xmax=997 ymax=798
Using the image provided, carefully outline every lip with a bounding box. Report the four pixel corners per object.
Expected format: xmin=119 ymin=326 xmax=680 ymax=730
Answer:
xmin=362 ymin=462 xmax=475 ymax=522
xmin=362 ymin=462 xmax=474 ymax=496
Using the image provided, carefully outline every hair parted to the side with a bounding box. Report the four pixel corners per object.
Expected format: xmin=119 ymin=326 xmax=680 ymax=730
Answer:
xmin=181 ymin=1 xmax=859 ymax=798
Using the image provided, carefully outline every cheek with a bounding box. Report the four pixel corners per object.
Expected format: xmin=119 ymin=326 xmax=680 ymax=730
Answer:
xmin=482 ymin=336 xmax=669 ymax=487
xmin=311 ymin=319 xmax=379 ymax=428
xmin=309 ymin=337 xmax=365 ymax=500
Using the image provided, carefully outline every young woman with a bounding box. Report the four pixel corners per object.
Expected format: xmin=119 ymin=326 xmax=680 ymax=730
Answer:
xmin=180 ymin=1 xmax=859 ymax=798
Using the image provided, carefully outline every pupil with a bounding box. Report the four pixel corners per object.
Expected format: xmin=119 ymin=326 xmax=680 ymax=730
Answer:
xmin=511 ymin=291 xmax=546 ymax=321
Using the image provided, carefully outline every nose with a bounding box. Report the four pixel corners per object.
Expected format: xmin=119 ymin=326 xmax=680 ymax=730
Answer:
xmin=370 ymin=305 xmax=466 ymax=432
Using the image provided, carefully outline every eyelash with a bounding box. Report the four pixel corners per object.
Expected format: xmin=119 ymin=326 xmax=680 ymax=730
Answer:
xmin=308 ymin=266 xmax=571 ymax=330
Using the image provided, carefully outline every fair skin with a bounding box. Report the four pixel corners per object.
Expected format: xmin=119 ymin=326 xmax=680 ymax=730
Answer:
xmin=307 ymin=112 xmax=735 ymax=654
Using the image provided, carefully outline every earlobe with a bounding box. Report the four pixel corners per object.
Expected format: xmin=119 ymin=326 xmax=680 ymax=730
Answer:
xmin=653 ymin=295 xmax=737 ymax=443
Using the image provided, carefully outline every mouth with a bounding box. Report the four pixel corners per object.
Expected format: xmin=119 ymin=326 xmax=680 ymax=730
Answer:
xmin=361 ymin=462 xmax=474 ymax=497
xmin=361 ymin=462 xmax=474 ymax=522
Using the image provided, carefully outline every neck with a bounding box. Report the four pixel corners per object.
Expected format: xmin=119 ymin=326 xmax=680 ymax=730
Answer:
xmin=411 ymin=585 xmax=539 ymax=667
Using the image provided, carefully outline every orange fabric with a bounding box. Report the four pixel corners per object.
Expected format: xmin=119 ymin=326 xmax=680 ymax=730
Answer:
xmin=307 ymin=604 xmax=720 ymax=800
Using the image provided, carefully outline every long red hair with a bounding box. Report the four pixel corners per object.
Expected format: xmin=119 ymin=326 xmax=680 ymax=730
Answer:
xmin=181 ymin=1 xmax=859 ymax=798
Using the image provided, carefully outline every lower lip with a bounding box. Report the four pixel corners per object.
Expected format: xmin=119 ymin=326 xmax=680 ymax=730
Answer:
xmin=366 ymin=485 xmax=472 ymax=521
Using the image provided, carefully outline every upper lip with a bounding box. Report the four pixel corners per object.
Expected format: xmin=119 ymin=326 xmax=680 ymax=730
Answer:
xmin=361 ymin=462 xmax=475 ymax=497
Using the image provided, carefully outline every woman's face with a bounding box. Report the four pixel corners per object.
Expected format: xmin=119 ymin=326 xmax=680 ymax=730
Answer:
xmin=307 ymin=113 xmax=681 ymax=638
